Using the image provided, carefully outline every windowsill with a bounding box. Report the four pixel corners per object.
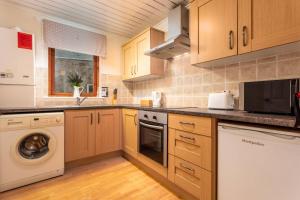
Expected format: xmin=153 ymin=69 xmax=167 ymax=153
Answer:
xmin=42 ymin=96 xmax=105 ymax=99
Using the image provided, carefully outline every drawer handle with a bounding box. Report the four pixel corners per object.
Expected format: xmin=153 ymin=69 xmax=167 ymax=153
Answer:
xmin=180 ymin=163 xmax=195 ymax=174
xmin=179 ymin=135 xmax=195 ymax=143
xmin=179 ymin=122 xmax=195 ymax=127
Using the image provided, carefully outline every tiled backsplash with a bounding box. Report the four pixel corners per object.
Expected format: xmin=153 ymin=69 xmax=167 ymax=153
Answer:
xmin=35 ymin=50 xmax=300 ymax=108
xmin=35 ymin=68 xmax=134 ymax=107
xmin=132 ymin=51 xmax=300 ymax=108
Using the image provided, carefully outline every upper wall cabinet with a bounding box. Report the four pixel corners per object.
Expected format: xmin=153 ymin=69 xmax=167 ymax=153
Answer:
xmin=239 ymin=0 xmax=300 ymax=54
xmin=190 ymin=0 xmax=238 ymax=64
xmin=122 ymin=28 xmax=165 ymax=81
xmin=190 ymin=0 xmax=300 ymax=64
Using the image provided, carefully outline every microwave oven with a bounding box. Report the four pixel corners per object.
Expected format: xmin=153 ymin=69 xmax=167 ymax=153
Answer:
xmin=239 ymin=79 xmax=300 ymax=116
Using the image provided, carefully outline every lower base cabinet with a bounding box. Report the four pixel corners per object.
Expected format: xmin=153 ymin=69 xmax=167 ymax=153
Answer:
xmin=168 ymin=155 xmax=212 ymax=200
xmin=65 ymin=109 xmax=121 ymax=162
xmin=168 ymin=114 xmax=216 ymax=200
xmin=95 ymin=109 xmax=121 ymax=155
xmin=122 ymin=109 xmax=138 ymax=158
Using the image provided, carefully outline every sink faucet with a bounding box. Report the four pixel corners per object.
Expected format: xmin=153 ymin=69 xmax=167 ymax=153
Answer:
xmin=76 ymin=96 xmax=87 ymax=106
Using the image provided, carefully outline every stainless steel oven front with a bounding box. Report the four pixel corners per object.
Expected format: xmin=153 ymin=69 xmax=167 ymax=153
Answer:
xmin=138 ymin=110 xmax=168 ymax=167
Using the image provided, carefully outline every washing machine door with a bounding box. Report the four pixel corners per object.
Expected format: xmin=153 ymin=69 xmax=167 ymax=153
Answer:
xmin=11 ymin=129 xmax=57 ymax=165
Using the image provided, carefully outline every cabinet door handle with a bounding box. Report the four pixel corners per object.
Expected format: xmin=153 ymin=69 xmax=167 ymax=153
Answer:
xmin=98 ymin=112 xmax=100 ymax=124
xmin=134 ymin=65 xmax=136 ymax=75
xmin=229 ymin=30 xmax=234 ymax=50
xmin=134 ymin=114 xmax=138 ymax=126
xmin=242 ymin=26 xmax=249 ymax=47
xmin=131 ymin=65 xmax=133 ymax=76
xmin=91 ymin=113 xmax=93 ymax=125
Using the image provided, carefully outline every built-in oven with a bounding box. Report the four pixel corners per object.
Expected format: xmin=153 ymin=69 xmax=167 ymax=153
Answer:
xmin=138 ymin=110 xmax=168 ymax=167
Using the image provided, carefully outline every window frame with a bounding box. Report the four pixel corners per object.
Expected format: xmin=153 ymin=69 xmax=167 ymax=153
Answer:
xmin=48 ymin=48 xmax=99 ymax=97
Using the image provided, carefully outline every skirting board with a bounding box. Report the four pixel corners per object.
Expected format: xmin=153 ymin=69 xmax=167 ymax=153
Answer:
xmin=123 ymin=152 xmax=198 ymax=200
xmin=65 ymin=150 xmax=122 ymax=169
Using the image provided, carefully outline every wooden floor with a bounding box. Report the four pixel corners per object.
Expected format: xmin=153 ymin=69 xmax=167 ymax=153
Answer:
xmin=0 ymin=157 xmax=182 ymax=200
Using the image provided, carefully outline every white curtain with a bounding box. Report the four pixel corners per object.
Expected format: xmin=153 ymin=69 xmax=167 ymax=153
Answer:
xmin=43 ymin=19 xmax=106 ymax=57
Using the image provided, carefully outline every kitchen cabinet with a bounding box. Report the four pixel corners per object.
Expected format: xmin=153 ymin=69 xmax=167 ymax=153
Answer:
xmin=65 ymin=110 xmax=96 ymax=162
xmin=122 ymin=109 xmax=138 ymax=158
xmin=239 ymin=0 xmax=300 ymax=53
xmin=95 ymin=109 xmax=121 ymax=155
xmin=123 ymin=43 xmax=135 ymax=80
xmin=168 ymin=113 xmax=217 ymax=200
xmin=190 ymin=0 xmax=300 ymax=64
xmin=190 ymin=0 xmax=237 ymax=64
xmin=65 ymin=109 xmax=121 ymax=162
xmin=122 ymin=28 xmax=165 ymax=81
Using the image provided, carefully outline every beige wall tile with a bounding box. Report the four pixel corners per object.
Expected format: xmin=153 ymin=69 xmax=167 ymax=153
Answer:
xmin=257 ymin=62 xmax=277 ymax=80
xmin=278 ymin=51 xmax=300 ymax=61
xmin=257 ymin=56 xmax=276 ymax=64
xmin=212 ymin=66 xmax=225 ymax=83
xmin=240 ymin=64 xmax=257 ymax=81
xmin=226 ymin=63 xmax=239 ymax=82
xmin=277 ymin=58 xmax=300 ymax=78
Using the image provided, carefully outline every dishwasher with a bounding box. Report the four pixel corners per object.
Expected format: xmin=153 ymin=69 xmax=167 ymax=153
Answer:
xmin=218 ymin=123 xmax=300 ymax=200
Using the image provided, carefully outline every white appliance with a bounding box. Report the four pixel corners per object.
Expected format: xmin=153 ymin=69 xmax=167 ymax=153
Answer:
xmin=208 ymin=91 xmax=234 ymax=110
xmin=218 ymin=123 xmax=300 ymax=200
xmin=0 ymin=112 xmax=64 ymax=192
xmin=152 ymin=91 xmax=162 ymax=107
xmin=0 ymin=27 xmax=35 ymax=108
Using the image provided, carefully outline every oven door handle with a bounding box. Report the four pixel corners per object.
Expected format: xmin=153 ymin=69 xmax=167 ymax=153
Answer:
xmin=139 ymin=121 xmax=164 ymax=130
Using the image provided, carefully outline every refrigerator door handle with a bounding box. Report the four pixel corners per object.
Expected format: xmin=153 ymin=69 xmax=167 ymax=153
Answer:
xmin=220 ymin=125 xmax=299 ymax=140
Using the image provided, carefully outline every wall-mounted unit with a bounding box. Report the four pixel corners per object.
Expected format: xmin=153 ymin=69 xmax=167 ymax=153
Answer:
xmin=0 ymin=27 xmax=35 ymax=108
xmin=122 ymin=28 xmax=165 ymax=81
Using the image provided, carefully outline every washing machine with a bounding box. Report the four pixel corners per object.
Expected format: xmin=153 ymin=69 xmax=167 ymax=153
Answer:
xmin=0 ymin=112 xmax=64 ymax=192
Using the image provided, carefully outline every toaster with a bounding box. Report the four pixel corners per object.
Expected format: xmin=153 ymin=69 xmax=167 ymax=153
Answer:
xmin=208 ymin=91 xmax=234 ymax=110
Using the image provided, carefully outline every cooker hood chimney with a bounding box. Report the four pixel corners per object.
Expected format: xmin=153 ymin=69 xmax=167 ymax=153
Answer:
xmin=145 ymin=5 xmax=189 ymax=60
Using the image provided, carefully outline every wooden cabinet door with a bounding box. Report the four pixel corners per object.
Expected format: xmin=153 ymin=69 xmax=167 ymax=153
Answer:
xmin=191 ymin=0 xmax=238 ymax=63
xmin=65 ymin=110 xmax=95 ymax=162
xmin=123 ymin=44 xmax=134 ymax=79
xmin=239 ymin=0 xmax=300 ymax=52
xmin=122 ymin=109 xmax=138 ymax=157
xmin=95 ymin=109 xmax=121 ymax=154
xmin=136 ymin=31 xmax=150 ymax=77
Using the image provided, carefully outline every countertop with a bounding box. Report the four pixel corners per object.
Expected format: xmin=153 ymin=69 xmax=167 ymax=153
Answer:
xmin=0 ymin=104 xmax=297 ymax=128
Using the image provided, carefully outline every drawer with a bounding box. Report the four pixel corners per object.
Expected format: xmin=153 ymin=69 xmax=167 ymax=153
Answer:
xmin=168 ymin=155 xmax=212 ymax=200
xmin=168 ymin=114 xmax=213 ymax=137
xmin=168 ymin=128 xmax=212 ymax=171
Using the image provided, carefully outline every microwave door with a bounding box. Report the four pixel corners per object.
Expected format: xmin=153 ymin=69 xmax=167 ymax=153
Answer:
xmin=268 ymin=81 xmax=291 ymax=114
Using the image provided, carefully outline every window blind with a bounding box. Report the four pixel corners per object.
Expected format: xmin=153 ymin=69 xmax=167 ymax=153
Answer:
xmin=43 ymin=19 xmax=106 ymax=57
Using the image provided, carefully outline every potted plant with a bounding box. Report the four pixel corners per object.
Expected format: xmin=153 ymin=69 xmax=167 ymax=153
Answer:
xmin=67 ymin=72 xmax=84 ymax=97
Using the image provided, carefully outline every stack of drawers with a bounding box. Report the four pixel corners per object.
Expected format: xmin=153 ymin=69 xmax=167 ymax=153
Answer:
xmin=168 ymin=114 xmax=216 ymax=200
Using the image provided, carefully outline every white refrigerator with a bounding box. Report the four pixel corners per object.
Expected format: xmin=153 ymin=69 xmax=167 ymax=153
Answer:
xmin=218 ymin=123 xmax=300 ymax=200
xmin=0 ymin=27 xmax=35 ymax=108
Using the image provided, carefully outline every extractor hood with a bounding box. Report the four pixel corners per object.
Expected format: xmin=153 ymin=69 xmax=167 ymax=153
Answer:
xmin=145 ymin=5 xmax=190 ymax=60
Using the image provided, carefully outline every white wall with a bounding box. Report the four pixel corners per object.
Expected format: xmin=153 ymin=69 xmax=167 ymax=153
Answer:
xmin=0 ymin=1 xmax=129 ymax=75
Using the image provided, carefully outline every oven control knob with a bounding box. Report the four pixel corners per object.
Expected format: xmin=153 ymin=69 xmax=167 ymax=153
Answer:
xmin=144 ymin=114 xmax=148 ymax=118
xmin=153 ymin=116 xmax=157 ymax=120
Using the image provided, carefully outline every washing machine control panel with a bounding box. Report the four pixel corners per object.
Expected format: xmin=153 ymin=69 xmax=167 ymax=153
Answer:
xmin=30 ymin=115 xmax=64 ymax=128
xmin=0 ymin=113 xmax=64 ymax=131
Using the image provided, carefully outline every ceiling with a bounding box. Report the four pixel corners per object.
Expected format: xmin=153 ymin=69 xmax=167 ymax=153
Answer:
xmin=5 ymin=0 xmax=186 ymax=37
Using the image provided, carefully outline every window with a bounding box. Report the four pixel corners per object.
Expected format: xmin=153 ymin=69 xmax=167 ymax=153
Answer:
xmin=48 ymin=48 xmax=99 ymax=97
